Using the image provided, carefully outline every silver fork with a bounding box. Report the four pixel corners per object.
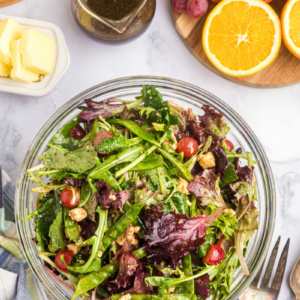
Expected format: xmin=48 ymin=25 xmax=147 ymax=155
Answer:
xmin=240 ymin=236 xmax=290 ymax=300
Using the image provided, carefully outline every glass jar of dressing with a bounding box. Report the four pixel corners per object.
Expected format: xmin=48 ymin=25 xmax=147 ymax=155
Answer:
xmin=71 ymin=0 xmax=156 ymax=41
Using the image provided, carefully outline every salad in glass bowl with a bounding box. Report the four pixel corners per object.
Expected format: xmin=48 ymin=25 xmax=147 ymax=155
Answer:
xmin=25 ymin=85 xmax=258 ymax=300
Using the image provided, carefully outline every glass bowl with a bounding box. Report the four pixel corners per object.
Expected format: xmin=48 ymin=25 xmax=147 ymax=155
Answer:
xmin=15 ymin=76 xmax=275 ymax=299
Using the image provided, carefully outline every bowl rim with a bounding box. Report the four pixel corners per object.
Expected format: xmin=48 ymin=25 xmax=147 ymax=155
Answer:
xmin=15 ymin=75 xmax=276 ymax=299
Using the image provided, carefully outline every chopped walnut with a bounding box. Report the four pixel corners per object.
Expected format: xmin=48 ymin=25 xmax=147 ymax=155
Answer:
xmin=197 ymin=152 xmax=216 ymax=169
xmin=176 ymin=177 xmax=189 ymax=195
xmin=98 ymin=251 xmax=103 ymax=258
xmin=116 ymin=231 xmax=126 ymax=246
xmin=67 ymin=243 xmax=81 ymax=256
xmin=68 ymin=208 xmax=87 ymax=222
xmin=126 ymin=225 xmax=140 ymax=245
xmin=116 ymin=225 xmax=140 ymax=246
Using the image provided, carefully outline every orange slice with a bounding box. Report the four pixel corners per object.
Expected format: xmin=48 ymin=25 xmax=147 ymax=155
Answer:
xmin=282 ymin=0 xmax=300 ymax=59
xmin=202 ymin=0 xmax=281 ymax=77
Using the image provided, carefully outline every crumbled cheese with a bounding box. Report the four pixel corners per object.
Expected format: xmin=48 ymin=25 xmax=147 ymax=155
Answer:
xmin=98 ymin=251 xmax=103 ymax=258
xmin=197 ymin=152 xmax=216 ymax=169
xmin=119 ymin=294 xmax=132 ymax=300
xmin=163 ymin=132 xmax=178 ymax=150
xmin=68 ymin=208 xmax=87 ymax=222
xmin=176 ymin=177 xmax=189 ymax=195
xmin=67 ymin=243 xmax=81 ymax=256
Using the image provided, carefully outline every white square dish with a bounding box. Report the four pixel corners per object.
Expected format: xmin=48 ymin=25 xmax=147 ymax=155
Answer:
xmin=0 ymin=14 xmax=70 ymax=97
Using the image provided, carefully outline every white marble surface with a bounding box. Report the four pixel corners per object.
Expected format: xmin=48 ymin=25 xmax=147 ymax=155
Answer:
xmin=0 ymin=0 xmax=299 ymax=299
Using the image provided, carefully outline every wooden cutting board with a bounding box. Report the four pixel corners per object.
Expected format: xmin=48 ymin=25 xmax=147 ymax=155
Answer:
xmin=171 ymin=0 xmax=300 ymax=88
xmin=0 ymin=0 xmax=22 ymax=7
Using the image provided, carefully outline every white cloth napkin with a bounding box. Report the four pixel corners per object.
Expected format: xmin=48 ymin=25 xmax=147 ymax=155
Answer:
xmin=0 ymin=268 xmax=18 ymax=300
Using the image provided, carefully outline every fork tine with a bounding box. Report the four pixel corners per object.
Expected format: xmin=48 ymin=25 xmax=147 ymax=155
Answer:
xmin=250 ymin=262 xmax=264 ymax=287
xmin=260 ymin=236 xmax=281 ymax=288
xmin=271 ymin=238 xmax=290 ymax=292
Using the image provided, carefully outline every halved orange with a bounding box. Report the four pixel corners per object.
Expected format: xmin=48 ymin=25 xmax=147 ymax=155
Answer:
xmin=202 ymin=0 xmax=281 ymax=77
xmin=282 ymin=0 xmax=300 ymax=59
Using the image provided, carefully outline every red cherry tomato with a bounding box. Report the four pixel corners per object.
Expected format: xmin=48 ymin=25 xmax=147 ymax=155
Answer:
xmin=93 ymin=131 xmax=114 ymax=155
xmin=202 ymin=244 xmax=224 ymax=265
xmin=177 ymin=137 xmax=198 ymax=158
xmin=55 ymin=250 xmax=73 ymax=272
xmin=60 ymin=187 xmax=80 ymax=208
xmin=225 ymin=140 xmax=234 ymax=151
xmin=69 ymin=125 xmax=86 ymax=140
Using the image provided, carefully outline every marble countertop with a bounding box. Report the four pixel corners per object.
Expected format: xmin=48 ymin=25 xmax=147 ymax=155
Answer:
xmin=0 ymin=0 xmax=299 ymax=299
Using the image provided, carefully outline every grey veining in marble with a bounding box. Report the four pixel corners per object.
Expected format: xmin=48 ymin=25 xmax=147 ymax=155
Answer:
xmin=0 ymin=0 xmax=300 ymax=299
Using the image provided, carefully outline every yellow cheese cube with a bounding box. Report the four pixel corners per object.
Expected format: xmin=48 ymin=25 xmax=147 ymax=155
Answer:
xmin=0 ymin=61 xmax=11 ymax=77
xmin=20 ymin=28 xmax=54 ymax=75
xmin=10 ymin=39 xmax=40 ymax=83
xmin=0 ymin=18 xmax=22 ymax=66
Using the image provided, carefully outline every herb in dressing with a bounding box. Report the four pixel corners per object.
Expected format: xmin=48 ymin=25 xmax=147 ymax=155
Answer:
xmin=87 ymin=0 xmax=142 ymax=20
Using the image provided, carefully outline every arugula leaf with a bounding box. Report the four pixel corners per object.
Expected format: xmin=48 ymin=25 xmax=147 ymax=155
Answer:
xmin=34 ymin=197 xmax=61 ymax=245
xmin=39 ymin=141 xmax=97 ymax=174
xmin=134 ymin=188 xmax=165 ymax=206
xmin=50 ymin=119 xmax=79 ymax=145
xmin=83 ymin=190 xmax=98 ymax=222
xmin=209 ymin=250 xmax=239 ymax=300
xmin=165 ymin=191 xmax=189 ymax=215
xmin=48 ymin=209 xmax=66 ymax=252
xmin=139 ymin=166 xmax=177 ymax=194
xmin=131 ymin=154 xmax=164 ymax=171
xmin=220 ymin=164 xmax=239 ymax=187
xmin=64 ymin=207 xmax=80 ymax=243
xmin=206 ymin=204 xmax=238 ymax=239
xmin=97 ymin=134 xmax=142 ymax=153
xmin=89 ymin=146 xmax=143 ymax=178
xmin=141 ymin=86 xmax=179 ymax=127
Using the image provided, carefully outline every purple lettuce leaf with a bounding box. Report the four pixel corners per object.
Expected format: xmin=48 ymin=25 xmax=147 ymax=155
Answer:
xmin=188 ymin=169 xmax=223 ymax=207
xmin=144 ymin=205 xmax=226 ymax=267
xmin=199 ymin=105 xmax=230 ymax=140
xmin=195 ymin=274 xmax=211 ymax=300
xmin=78 ymin=99 xmax=125 ymax=123
xmin=107 ymin=253 xmax=141 ymax=293
xmin=187 ymin=108 xmax=205 ymax=143
xmin=97 ymin=180 xmax=130 ymax=210
xmin=233 ymin=147 xmax=243 ymax=169
xmin=126 ymin=266 xmax=154 ymax=294
xmin=211 ymin=144 xmax=230 ymax=175
xmin=78 ymin=218 xmax=97 ymax=240
xmin=63 ymin=178 xmax=84 ymax=188
xmin=236 ymin=166 xmax=254 ymax=185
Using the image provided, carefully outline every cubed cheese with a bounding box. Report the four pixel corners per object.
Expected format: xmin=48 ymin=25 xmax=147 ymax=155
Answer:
xmin=0 ymin=18 xmax=22 ymax=66
xmin=20 ymin=28 xmax=54 ymax=75
xmin=0 ymin=61 xmax=11 ymax=77
xmin=10 ymin=39 xmax=40 ymax=83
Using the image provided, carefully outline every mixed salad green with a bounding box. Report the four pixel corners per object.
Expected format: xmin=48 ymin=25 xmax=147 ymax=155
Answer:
xmin=26 ymin=86 xmax=259 ymax=300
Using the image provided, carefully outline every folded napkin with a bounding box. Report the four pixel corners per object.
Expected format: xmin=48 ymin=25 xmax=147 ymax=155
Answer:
xmin=0 ymin=167 xmax=48 ymax=300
